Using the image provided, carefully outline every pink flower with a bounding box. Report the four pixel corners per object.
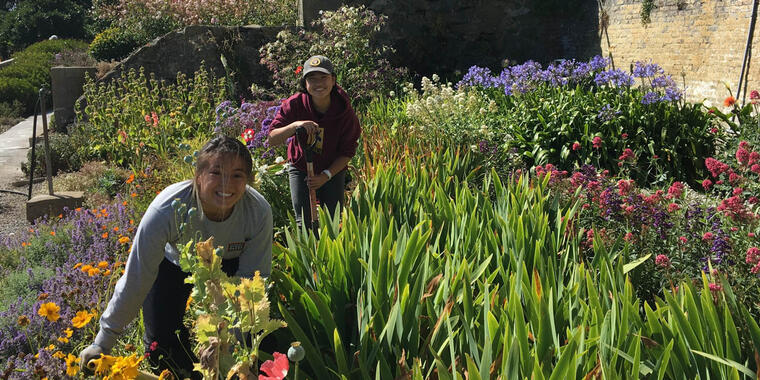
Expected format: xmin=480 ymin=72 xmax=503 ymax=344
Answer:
xmin=621 ymin=133 xmax=628 ymax=139
xmin=733 ymin=187 xmax=743 ymax=196
xmin=751 ymin=90 xmax=760 ymax=101
xmin=678 ymin=236 xmax=688 ymax=244
xmin=259 ymin=352 xmax=289 ymax=380
xmin=572 ymin=142 xmax=581 ymax=151
xmin=745 ymin=247 xmax=760 ymax=264
xmin=617 ymin=179 xmax=634 ymax=196
xmin=702 ymin=179 xmax=713 ymax=190
xmin=655 ymin=254 xmax=671 ymax=268
xmin=618 ymin=148 xmax=636 ymax=162
xmin=151 ymin=111 xmax=158 ymax=127
xmin=749 ymin=232 xmax=756 ymax=237
xmin=702 ymin=232 xmax=715 ymax=241
xmin=710 ymin=127 xmax=719 ymax=133
xmin=624 ymin=232 xmax=634 ymax=242
xmin=705 ymin=157 xmax=729 ymax=178
xmin=736 ymin=148 xmax=750 ymax=165
xmin=708 ymin=282 xmax=722 ymax=292
xmin=751 ymin=164 xmax=760 ymax=174
xmin=668 ymin=181 xmax=684 ymax=198
xmin=150 ymin=341 xmax=158 ymax=351
xmin=144 ymin=114 xmax=151 ymax=124
xmin=592 ymin=136 xmax=602 ymax=149
xmin=668 ymin=203 xmax=680 ymax=213
xmin=729 ymin=172 xmax=741 ymax=184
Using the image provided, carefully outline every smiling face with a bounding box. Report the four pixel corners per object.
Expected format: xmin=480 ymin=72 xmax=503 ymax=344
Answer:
xmin=195 ymin=153 xmax=249 ymax=221
xmin=304 ymin=72 xmax=336 ymax=103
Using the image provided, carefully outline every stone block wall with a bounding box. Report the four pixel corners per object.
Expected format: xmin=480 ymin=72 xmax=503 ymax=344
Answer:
xmin=600 ymin=0 xmax=760 ymax=105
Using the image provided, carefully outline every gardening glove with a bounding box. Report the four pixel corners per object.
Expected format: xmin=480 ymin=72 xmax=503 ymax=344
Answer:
xmin=79 ymin=344 xmax=104 ymax=374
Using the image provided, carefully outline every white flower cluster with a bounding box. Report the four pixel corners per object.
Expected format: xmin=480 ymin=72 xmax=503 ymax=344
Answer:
xmin=405 ymin=75 xmax=483 ymax=129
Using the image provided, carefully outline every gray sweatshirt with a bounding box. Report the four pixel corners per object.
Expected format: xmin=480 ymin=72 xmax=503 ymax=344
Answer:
xmin=93 ymin=180 xmax=272 ymax=351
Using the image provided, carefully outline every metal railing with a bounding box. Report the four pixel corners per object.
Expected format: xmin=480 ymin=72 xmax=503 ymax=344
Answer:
xmin=0 ymin=58 xmax=15 ymax=69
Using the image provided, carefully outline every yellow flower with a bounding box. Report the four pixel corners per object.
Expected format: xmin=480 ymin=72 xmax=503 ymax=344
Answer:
xmin=72 ymin=310 xmax=95 ymax=328
xmin=185 ymin=296 xmax=193 ymax=311
xmin=97 ymin=261 xmax=109 ymax=269
xmin=57 ymin=336 xmax=69 ymax=343
xmin=118 ymin=236 xmax=130 ymax=244
xmin=73 ymin=263 xmax=83 ymax=269
xmin=65 ymin=354 xmax=79 ymax=376
xmin=88 ymin=267 xmax=101 ymax=277
xmin=52 ymin=351 xmax=65 ymax=359
xmin=64 ymin=328 xmax=73 ymax=338
xmin=104 ymin=269 xmax=112 ymax=276
xmin=47 ymin=344 xmax=56 ymax=351
xmin=80 ymin=264 xmax=93 ymax=273
xmin=37 ymin=302 xmax=61 ymax=322
xmin=90 ymin=354 xmax=118 ymax=375
xmin=158 ymin=369 xmax=174 ymax=379
xmin=108 ymin=354 xmax=143 ymax=380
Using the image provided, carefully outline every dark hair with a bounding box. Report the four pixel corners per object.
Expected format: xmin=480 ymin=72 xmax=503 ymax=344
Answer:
xmin=194 ymin=136 xmax=253 ymax=181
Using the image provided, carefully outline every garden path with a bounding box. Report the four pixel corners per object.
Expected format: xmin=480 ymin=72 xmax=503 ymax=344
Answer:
xmin=0 ymin=113 xmax=49 ymax=238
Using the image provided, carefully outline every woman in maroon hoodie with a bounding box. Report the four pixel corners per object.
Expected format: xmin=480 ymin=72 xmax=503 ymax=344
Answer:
xmin=267 ymin=55 xmax=361 ymax=228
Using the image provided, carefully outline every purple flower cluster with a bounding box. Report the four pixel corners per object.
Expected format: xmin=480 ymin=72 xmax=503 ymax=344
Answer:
xmin=457 ymin=56 xmax=613 ymax=96
xmin=214 ymin=100 xmax=282 ymax=159
xmin=632 ymin=61 xmax=665 ymax=78
xmin=1 ymin=199 xmax=136 ymax=378
xmin=597 ymin=104 xmax=621 ymax=122
xmin=593 ymin=69 xmax=635 ymax=87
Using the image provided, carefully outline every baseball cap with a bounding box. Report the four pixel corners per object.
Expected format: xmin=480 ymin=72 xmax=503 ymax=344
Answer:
xmin=302 ymin=55 xmax=335 ymax=78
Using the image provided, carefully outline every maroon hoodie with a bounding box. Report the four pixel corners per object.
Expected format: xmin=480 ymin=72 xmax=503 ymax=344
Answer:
xmin=269 ymin=85 xmax=361 ymax=173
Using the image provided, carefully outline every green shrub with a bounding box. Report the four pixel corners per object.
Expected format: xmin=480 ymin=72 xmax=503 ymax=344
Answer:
xmin=89 ymin=26 xmax=141 ymax=61
xmin=22 ymin=133 xmax=82 ymax=176
xmin=0 ymin=0 xmax=95 ymax=57
xmin=259 ymin=5 xmax=408 ymax=107
xmin=0 ymin=39 xmax=90 ymax=114
xmin=75 ymin=66 xmax=228 ymax=170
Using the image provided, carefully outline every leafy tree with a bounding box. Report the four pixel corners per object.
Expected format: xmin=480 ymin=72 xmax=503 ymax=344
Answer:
xmin=0 ymin=0 xmax=94 ymax=57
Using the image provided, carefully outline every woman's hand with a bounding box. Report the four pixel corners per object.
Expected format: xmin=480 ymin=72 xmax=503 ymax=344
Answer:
xmin=306 ymin=172 xmax=329 ymax=190
xmin=292 ymin=120 xmax=319 ymax=139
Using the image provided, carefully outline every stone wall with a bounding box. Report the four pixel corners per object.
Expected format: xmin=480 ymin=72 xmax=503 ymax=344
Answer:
xmin=99 ymin=25 xmax=293 ymax=98
xmin=342 ymin=0 xmax=601 ymax=77
xmin=600 ymin=0 xmax=760 ymax=105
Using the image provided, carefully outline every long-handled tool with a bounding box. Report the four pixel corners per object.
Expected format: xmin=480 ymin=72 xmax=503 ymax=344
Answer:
xmin=296 ymin=127 xmax=319 ymax=237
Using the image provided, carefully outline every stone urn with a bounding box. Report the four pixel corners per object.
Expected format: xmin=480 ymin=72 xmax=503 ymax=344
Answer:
xmin=50 ymin=66 xmax=96 ymax=129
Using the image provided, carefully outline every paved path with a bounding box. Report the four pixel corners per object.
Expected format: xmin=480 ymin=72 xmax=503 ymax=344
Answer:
xmin=0 ymin=113 xmax=50 ymax=184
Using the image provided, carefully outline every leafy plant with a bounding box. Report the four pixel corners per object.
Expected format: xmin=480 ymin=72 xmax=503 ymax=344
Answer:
xmin=259 ymin=5 xmax=408 ymax=107
xmin=75 ymin=66 xmax=228 ymax=171
xmin=22 ymin=133 xmax=82 ymax=177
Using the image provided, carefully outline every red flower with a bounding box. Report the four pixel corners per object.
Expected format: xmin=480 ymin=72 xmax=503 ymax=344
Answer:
xmin=151 ymin=111 xmax=159 ymax=127
xmin=572 ymin=142 xmax=581 ymax=151
xmin=259 ymin=352 xmax=289 ymax=380
xmin=294 ymin=66 xmax=303 ymax=76
xmin=710 ymin=127 xmax=719 ymax=133
xmin=751 ymin=90 xmax=760 ymax=100
xmin=667 ymin=203 xmax=679 ymax=213
xmin=621 ymin=133 xmax=628 ymax=139
xmin=702 ymin=232 xmax=714 ymax=241
xmin=242 ymin=128 xmax=255 ymax=143
xmin=592 ymin=136 xmax=602 ymax=149
xmin=618 ymin=148 xmax=636 ymax=162
xmin=724 ymin=96 xmax=736 ymax=107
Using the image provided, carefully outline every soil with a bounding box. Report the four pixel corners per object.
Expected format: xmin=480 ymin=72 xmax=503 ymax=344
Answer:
xmin=0 ymin=174 xmax=45 ymax=240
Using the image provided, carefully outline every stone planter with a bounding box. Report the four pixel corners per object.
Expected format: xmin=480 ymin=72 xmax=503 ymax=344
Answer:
xmin=50 ymin=66 xmax=96 ymax=129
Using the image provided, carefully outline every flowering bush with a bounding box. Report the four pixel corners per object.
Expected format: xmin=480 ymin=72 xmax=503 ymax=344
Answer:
xmin=544 ymin=164 xmax=760 ymax=318
xmin=458 ymin=57 xmax=715 ymax=187
xmin=259 ymin=5 xmax=408 ymax=106
xmin=75 ymin=66 xmax=228 ymax=170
